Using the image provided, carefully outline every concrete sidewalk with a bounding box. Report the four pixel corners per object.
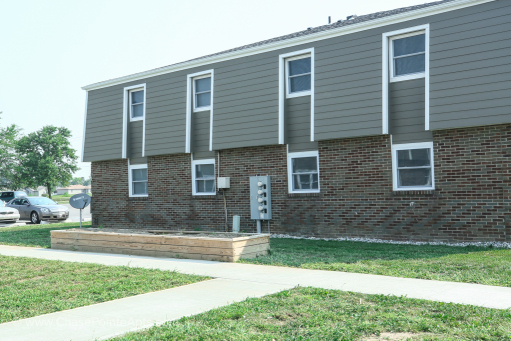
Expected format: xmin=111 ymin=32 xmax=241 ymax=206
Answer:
xmin=0 ymin=278 xmax=291 ymax=341
xmin=1 ymin=244 xmax=511 ymax=340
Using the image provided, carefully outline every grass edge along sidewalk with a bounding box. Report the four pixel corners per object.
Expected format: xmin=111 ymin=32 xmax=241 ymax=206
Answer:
xmin=0 ymin=254 xmax=208 ymax=324
xmin=238 ymin=237 xmax=511 ymax=288
xmin=111 ymin=286 xmax=511 ymax=341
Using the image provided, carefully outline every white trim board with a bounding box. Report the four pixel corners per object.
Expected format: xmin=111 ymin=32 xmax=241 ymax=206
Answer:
xmin=122 ymin=84 xmax=147 ymax=159
xmin=81 ymin=91 xmax=88 ymax=162
xmin=382 ymin=24 xmax=430 ymax=135
xmin=82 ymin=0 xmax=494 ymax=91
xmin=278 ymin=48 xmax=315 ymax=145
xmin=186 ymin=70 xmax=214 ymax=153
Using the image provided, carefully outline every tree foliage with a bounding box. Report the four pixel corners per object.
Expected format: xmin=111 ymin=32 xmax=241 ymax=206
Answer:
xmin=16 ymin=126 xmax=79 ymax=198
xmin=0 ymin=113 xmax=23 ymax=189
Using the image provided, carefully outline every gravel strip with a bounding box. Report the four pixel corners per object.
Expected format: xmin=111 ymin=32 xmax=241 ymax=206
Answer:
xmin=270 ymin=234 xmax=511 ymax=249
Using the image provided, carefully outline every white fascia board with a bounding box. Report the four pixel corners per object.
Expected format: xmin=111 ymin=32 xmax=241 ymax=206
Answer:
xmin=82 ymin=0 xmax=494 ymax=91
xmin=81 ymin=91 xmax=88 ymax=162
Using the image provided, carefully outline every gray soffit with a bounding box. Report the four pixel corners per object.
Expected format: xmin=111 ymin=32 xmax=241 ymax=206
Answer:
xmin=83 ymin=0 xmax=489 ymax=90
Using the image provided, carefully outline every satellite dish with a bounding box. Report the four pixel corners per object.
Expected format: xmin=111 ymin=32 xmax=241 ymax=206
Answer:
xmin=69 ymin=193 xmax=91 ymax=209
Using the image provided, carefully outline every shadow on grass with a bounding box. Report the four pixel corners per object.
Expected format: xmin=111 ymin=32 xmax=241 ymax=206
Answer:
xmin=0 ymin=221 xmax=92 ymax=248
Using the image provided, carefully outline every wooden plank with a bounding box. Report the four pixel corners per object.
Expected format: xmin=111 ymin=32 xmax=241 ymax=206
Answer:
xmin=232 ymin=236 xmax=270 ymax=248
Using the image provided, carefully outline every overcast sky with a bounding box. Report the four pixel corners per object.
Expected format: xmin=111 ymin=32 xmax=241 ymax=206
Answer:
xmin=0 ymin=0 xmax=430 ymax=178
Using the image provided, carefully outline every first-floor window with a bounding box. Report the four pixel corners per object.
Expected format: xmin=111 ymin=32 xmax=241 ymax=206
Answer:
xmin=287 ymin=150 xmax=320 ymax=193
xmin=192 ymin=158 xmax=215 ymax=195
xmin=129 ymin=164 xmax=148 ymax=197
xmin=392 ymin=142 xmax=434 ymax=191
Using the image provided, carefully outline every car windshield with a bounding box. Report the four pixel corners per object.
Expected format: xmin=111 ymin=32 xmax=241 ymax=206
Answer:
xmin=29 ymin=197 xmax=58 ymax=206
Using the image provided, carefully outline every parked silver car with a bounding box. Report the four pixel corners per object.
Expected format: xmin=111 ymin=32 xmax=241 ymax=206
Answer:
xmin=0 ymin=200 xmax=20 ymax=223
xmin=6 ymin=197 xmax=69 ymax=224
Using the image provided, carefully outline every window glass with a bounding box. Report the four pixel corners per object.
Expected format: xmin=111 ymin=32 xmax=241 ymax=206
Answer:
xmin=130 ymin=90 xmax=144 ymax=118
xmin=288 ymin=57 xmax=311 ymax=94
xmin=396 ymin=148 xmax=432 ymax=188
xmin=131 ymin=168 xmax=148 ymax=195
xmin=291 ymin=156 xmax=319 ymax=191
xmin=194 ymin=77 xmax=211 ymax=109
xmin=195 ymin=163 xmax=215 ymax=194
xmin=393 ymin=33 xmax=425 ymax=77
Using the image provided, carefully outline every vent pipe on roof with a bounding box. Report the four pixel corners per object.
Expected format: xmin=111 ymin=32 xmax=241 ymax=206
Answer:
xmin=328 ymin=16 xmax=331 ymax=24
xmin=346 ymin=14 xmax=357 ymax=20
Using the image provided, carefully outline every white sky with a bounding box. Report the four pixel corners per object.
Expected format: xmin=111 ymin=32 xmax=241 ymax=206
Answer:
xmin=0 ymin=0 xmax=429 ymax=178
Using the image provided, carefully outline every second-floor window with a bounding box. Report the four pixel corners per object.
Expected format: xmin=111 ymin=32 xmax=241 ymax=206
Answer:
xmin=129 ymin=89 xmax=144 ymax=121
xmin=286 ymin=55 xmax=311 ymax=98
xmin=193 ymin=75 xmax=212 ymax=112
xmin=390 ymin=32 xmax=426 ymax=81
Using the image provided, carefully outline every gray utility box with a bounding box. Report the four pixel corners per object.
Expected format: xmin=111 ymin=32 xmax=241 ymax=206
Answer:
xmin=250 ymin=176 xmax=272 ymax=220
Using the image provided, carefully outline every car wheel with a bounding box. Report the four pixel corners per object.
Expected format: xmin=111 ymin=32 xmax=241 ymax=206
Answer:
xmin=31 ymin=211 xmax=41 ymax=224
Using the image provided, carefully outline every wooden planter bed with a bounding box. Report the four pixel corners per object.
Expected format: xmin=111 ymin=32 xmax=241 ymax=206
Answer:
xmin=50 ymin=229 xmax=270 ymax=262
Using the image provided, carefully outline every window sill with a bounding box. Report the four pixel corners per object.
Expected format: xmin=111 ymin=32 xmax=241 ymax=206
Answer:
xmin=390 ymin=73 xmax=425 ymax=83
xmin=286 ymin=91 xmax=311 ymax=99
xmin=193 ymin=106 xmax=211 ymax=113
xmin=391 ymin=189 xmax=435 ymax=196
xmin=130 ymin=116 xmax=144 ymax=122
xmin=128 ymin=195 xmax=148 ymax=201
xmin=192 ymin=193 xmax=217 ymax=197
xmin=288 ymin=192 xmax=320 ymax=198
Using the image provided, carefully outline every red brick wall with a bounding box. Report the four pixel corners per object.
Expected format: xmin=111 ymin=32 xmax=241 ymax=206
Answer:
xmin=91 ymin=124 xmax=511 ymax=242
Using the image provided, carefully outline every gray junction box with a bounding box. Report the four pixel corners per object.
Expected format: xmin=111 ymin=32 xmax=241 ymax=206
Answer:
xmin=250 ymin=176 xmax=272 ymax=220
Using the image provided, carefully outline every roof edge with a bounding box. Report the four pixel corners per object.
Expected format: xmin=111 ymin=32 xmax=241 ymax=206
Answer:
xmin=82 ymin=0 xmax=493 ymax=91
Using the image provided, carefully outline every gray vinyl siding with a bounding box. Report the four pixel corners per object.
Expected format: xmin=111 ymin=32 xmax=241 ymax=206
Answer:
xmin=83 ymin=88 xmax=123 ymax=162
xmin=83 ymin=0 xmax=511 ymax=162
xmin=193 ymin=151 xmax=215 ymax=160
xmin=130 ymin=157 xmax=147 ymax=165
xmin=128 ymin=120 xmax=143 ymax=159
xmin=389 ymin=78 xmax=432 ymax=144
xmin=212 ymin=52 xmax=280 ymax=150
xmin=285 ymin=96 xmax=317 ymax=152
xmin=192 ymin=110 xmax=210 ymax=153
xmin=429 ymin=0 xmax=511 ymax=129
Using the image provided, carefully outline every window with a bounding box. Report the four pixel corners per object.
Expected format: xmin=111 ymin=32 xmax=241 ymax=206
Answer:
xmin=392 ymin=142 xmax=434 ymax=191
xmin=192 ymin=159 xmax=215 ymax=195
xmin=390 ymin=32 xmax=426 ymax=81
xmin=129 ymin=89 xmax=145 ymax=121
xmin=287 ymin=151 xmax=320 ymax=193
xmin=286 ymin=55 xmax=311 ymax=97
xmin=129 ymin=164 xmax=148 ymax=197
xmin=193 ymin=75 xmax=211 ymax=111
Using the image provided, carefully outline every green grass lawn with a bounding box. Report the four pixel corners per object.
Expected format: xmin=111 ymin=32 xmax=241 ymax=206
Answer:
xmin=111 ymin=287 xmax=511 ymax=341
xmin=0 ymin=255 xmax=207 ymax=323
xmin=239 ymin=238 xmax=511 ymax=287
xmin=0 ymin=221 xmax=91 ymax=248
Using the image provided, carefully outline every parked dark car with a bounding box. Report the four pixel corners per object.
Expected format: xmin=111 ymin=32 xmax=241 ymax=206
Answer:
xmin=0 ymin=191 xmax=27 ymax=203
xmin=6 ymin=197 xmax=69 ymax=224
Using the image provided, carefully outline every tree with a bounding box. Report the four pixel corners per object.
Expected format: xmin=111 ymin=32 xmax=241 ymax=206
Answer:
xmin=0 ymin=112 xmax=23 ymax=190
xmin=70 ymin=177 xmax=84 ymax=185
xmin=16 ymin=126 xmax=79 ymax=198
xmin=83 ymin=176 xmax=92 ymax=187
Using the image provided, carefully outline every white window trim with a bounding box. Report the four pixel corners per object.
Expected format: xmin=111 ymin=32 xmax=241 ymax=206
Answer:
xmin=382 ymin=25 xmax=430 ymax=135
xmin=191 ymin=156 xmax=216 ymax=196
xmin=285 ymin=54 xmax=312 ymax=99
xmin=122 ymin=83 xmax=146 ymax=158
xmin=287 ymin=149 xmax=320 ymax=194
xmin=389 ymin=31 xmax=427 ymax=83
xmin=279 ymin=48 xmax=315 ymax=144
xmin=391 ymin=141 xmax=435 ymax=191
xmin=186 ymin=70 xmax=214 ymax=153
xmin=192 ymin=74 xmax=212 ymax=112
xmin=128 ymin=162 xmax=148 ymax=197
